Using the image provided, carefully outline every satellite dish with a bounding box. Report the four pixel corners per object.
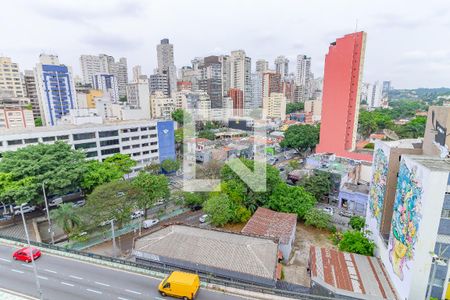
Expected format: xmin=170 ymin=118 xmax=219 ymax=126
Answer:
xmin=383 ymin=129 xmax=399 ymax=141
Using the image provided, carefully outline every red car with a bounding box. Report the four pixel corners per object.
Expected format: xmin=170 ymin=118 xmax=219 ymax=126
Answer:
xmin=12 ymin=247 xmax=41 ymax=263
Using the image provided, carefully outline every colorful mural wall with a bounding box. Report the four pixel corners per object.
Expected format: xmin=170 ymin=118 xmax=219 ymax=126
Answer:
xmin=388 ymin=160 xmax=423 ymax=281
xmin=369 ymin=148 xmax=388 ymax=229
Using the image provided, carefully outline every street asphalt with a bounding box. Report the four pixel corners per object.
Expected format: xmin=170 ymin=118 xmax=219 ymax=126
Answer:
xmin=0 ymin=243 xmax=245 ymax=300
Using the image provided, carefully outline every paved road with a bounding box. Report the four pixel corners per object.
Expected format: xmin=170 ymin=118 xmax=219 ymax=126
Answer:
xmin=0 ymin=243 xmax=245 ymax=300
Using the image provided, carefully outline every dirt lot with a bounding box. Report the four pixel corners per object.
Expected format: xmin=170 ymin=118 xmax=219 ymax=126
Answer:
xmin=283 ymin=222 xmax=336 ymax=287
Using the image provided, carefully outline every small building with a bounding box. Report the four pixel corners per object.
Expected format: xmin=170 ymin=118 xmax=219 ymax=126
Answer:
xmin=309 ymin=246 xmax=398 ymax=299
xmin=338 ymin=182 xmax=370 ymax=216
xmin=241 ymin=207 xmax=297 ymax=262
xmin=133 ymin=225 xmax=279 ymax=287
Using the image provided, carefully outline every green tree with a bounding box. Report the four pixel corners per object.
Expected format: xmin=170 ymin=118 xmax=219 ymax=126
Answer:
xmin=103 ymin=153 xmax=136 ymax=174
xmin=203 ymin=194 xmax=234 ymax=227
xmin=81 ymin=160 xmax=123 ymax=193
xmin=280 ymin=125 xmax=320 ymax=156
xmin=198 ymin=129 xmax=215 ymax=140
xmin=0 ymin=142 xmax=86 ymax=204
xmin=0 ymin=174 xmax=38 ymax=205
xmin=267 ymin=183 xmax=316 ymax=219
xmin=171 ymin=109 xmax=191 ymax=126
xmin=338 ymin=230 xmax=375 ymax=256
xmin=304 ymin=208 xmax=332 ymax=230
xmin=175 ymin=127 xmax=184 ymax=144
xmin=83 ymin=180 xmax=140 ymax=228
xmin=161 ymin=159 xmax=180 ymax=173
xmin=286 ymin=102 xmax=304 ymax=114
xmin=349 ymin=216 xmax=365 ymax=231
xmin=144 ymin=163 xmax=161 ymax=175
xmin=299 ymin=171 xmax=332 ymax=201
xmin=51 ymin=203 xmax=82 ymax=238
xmin=396 ymin=116 xmax=427 ymax=138
xmin=358 ymin=110 xmax=378 ymax=138
xmin=34 ymin=117 xmax=43 ymax=127
xmin=182 ymin=192 xmax=206 ymax=209
xmin=132 ymin=172 xmax=169 ymax=218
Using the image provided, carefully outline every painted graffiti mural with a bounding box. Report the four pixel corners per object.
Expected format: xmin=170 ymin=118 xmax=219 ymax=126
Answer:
xmin=389 ymin=160 xmax=423 ymax=280
xmin=369 ymin=148 xmax=388 ymax=228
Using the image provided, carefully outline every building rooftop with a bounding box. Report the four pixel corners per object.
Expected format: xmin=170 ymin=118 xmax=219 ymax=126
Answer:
xmin=134 ymin=225 xmax=278 ymax=280
xmin=310 ymin=246 xmax=397 ymax=300
xmin=381 ymin=139 xmax=423 ymax=149
xmin=406 ymin=155 xmax=450 ymax=172
xmin=241 ymin=207 xmax=297 ymax=244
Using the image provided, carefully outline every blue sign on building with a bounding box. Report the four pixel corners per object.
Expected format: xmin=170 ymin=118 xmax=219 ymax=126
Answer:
xmin=157 ymin=120 xmax=176 ymax=163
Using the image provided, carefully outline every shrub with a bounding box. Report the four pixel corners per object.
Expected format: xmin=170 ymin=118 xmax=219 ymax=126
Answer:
xmin=304 ymin=208 xmax=332 ymax=230
xmin=338 ymin=230 xmax=375 ymax=256
xmin=349 ymin=216 xmax=365 ymax=231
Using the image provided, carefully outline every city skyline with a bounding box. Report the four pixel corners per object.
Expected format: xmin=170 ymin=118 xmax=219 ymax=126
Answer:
xmin=1 ymin=0 xmax=449 ymax=89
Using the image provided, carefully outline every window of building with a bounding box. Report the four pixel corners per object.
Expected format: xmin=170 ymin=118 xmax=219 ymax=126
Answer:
xmin=143 ymin=151 xmax=150 ymax=155
xmin=150 ymin=141 xmax=157 ymax=145
xmin=74 ymin=142 xmax=97 ymax=150
xmin=122 ymin=129 xmax=129 ymax=133
xmin=123 ymin=146 xmax=131 ymax=150
xmin=100 ymin=139 xmax=119 ymax=147
xmin=130 ymin=128 xmax=138 ymax=132
xmin=131 ymin=136 xmax=139 ymax=141
xmin=151 ymin=149 xmax=158 ymax=153
xmin=132 ymin=144 xmax=140 ymax=149
xmin=141 ymin=127 xmax=148 ymax=131
xmin=132 ymin=152 xmax=141 ymax=157
xmin=141 ymin=135 xmax=149 ymax=139
xmin=86 ymin=151 xmax=98 ymax=158
xmin=121 ymin=137 xmax=130 ymax=142
xmin=24 ymin=138 xmax=39 ymax=144
xmin=42 ymin=136 xmax=56 ymax=142
xmin=57 ymin=135 xmax=69 ymax=140
xmin=149 ymin=126 xmax=156 ymax=130
xmin=101 ymin=148 xmax=120 ymax=155
xmin=7 ymin=139 xmax=23 ymax=145
xmin=73 ymin=132 xmax=95 ymax=141
xmin=99 ymin=130 xmax=119 ymax=138
xmin=142 ymin=143 xmax=149 ymax=147
xmin=150 ymin=134 xmax=157 ymax=138
xmin=441 ymin=209 xmax=450 ymax=219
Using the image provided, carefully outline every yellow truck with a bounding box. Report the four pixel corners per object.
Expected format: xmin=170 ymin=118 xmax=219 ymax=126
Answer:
xmin=158 ymin=271 xmax=200 ymax=300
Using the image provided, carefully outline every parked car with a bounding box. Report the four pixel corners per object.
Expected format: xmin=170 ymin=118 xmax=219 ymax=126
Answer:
xmin=339 ymin=210 xmax=354 ymax=218
xmin=159 ymin=271 xmax=200 ymax=300
xmin=143 ymin=219 xmax=159 ymax=229
xmin=153 ymin=200 xmax=165 ymax=207
xmin=13 ymin=205 xmax=36 ymax=215
xmin=131 ymin=210 xmax=144 ymax=219
xmin=199 ymin=214 xmax=209 ymax=223
xmin=72 ymin=200 xmax=86 ymax=208
xmin=321 ymin=207 xmax=334 ymax=216
xmin=99 ymin=219 xmax=115 ymax=227
xmin=13 ymin=247 xmax=41 ymax=263
xmin=48 ymin=197 xmax=63 ymax=207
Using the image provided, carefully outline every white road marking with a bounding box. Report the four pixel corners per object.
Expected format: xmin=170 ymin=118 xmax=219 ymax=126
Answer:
xmin=61 ymin=282 xmax=74 ymax=287
xmin=95 ymin=281 xmax=110 ymax=287
xmin=21 ymin=263 xmax=32 ymax=268
xmin=125 ymin=289 xmax=141 ymax=295
xmin=86 ymin=289 xmax=102 ymax=294
xmin=69 ymin=275 xmax=83 ymax=280
xmin=44 ymin=269 xmax=57 ymax=274
xmin=11 ymin=269 xmax=24 ymax=274
xmin=118 ymin=297 xmax=130 ymax=300
xmin=154 ymin=298 xmax=165 ymax=300
xmin=38 ymin=275 xmax=48 ymax=280
xmin=0 ymin=258 xmax=11 ymax=262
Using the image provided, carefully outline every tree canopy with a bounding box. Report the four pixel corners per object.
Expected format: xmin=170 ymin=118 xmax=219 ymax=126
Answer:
xmin=280 ymin=125 xmax=320 ymax=156
xmin=304 ymin=208 xmax=333 ymax=230
xmin=132 ymin=172 xmax=169 ymax=218
xmin=286 ymin=102 xmax=304 ymax=114
xmin=161 ymin=159 xmax=180 ymax=173
xmin=267 ymin=183 xmax=316 ymax=219
xmin=203 ymin=194 xmax=234 ymax=227
xmin=171 ymin=109 xmax=191 ymax=126
xmin=103 ymin=153 xmax=136 ymax=174
xmin=337 ymin=230 xmax=375 ymax=256
xmin=299 ymin=171 xmax=332 ymax=201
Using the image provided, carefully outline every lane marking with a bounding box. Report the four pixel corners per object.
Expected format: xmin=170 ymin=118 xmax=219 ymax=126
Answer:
xmin=61 ymin=282 xmax=74 ymax=287
xmin=44 ymin=269 xmax=57 ymax=274
xmin=154 ymin=298 xmax=165 ymax=300
xmin=95 ymin=281 xmax=110 ymax=287
xmin=118 ymin=297 xmax=130 ymax=300
xmin=0 ymin=258 xmax=11 ymax=262
xmin=38 ymin=275 xmax=48 ymax=280
xmin=21 ymin=263 xmax=32 ymax=268
xmin=69 ymin=275 xmax=83 ymax=280
xmin=86 ymin=289 xmax=102 ymax=294
xmin=11 ymin=269 xmax=24 ymax=274
xmin=125 ymin=289 xmax=141 ymax=295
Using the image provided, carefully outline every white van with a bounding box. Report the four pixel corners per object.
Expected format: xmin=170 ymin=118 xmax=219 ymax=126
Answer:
xmin=143 ymin=219 xmax=159 ymax=229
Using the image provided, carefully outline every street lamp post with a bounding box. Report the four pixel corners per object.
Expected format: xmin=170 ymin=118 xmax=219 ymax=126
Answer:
xmin=20 ymin=204 xmax=43 ymax=300
xmin=42 ymin=182 xmax=54 ymax=245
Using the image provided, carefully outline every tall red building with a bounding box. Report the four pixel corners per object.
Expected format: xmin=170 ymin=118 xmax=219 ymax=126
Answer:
xmin=228 ymin=88 xmax=244 ymax=116
xmin=316 ymin=32 xmax=372 ymax=162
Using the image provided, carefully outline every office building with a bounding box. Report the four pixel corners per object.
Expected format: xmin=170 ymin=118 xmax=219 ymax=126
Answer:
xmin=274 ymin=56 xmax=289 ymax=78
xmin=228 ymin=88 xmax=244 ymax=117
xmin=150 ymin=91 xmax=175 ymax=119
xmin=0 ymin=120 xmax=176 ymax=170
xmin=156 ymin=39 xmax=177 ymax=96
xmin=0 ymin=57 xmax=25 ymax=98
xmin=262 ymin=70 xmax=282 ymax=98
xmin=251 ymin=73 xmax=263 ymax=108
xmin=316 ymin=32 xmax=372 ymax=161
xmin=126 ymin=78 xmax=150 ymax=117
xmin=23 ymin=70 xmax=41 ymax=119
xmin=255 ymin=59 xmax=269 ymax=73
xmin=149 ymin=73 xmax=169 ymax=96
xmin=34 ymin=54 xmax=77 ymax=126
xmin=229 ymin=50 xmax=252 ymax=109
xmin=263 ymin=92 xmax=286 ymax=120
xmin=92 ymin=73 xmax=119 ymax=103
xmin=0 ymin=90 xmax=35 ymax=129
xmin=296 ymin=55 xmax=311 ymax=101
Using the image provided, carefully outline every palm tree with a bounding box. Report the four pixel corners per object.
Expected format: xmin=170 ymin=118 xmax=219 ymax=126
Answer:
xmin=50 ymin=203 xmax=82 ymax=238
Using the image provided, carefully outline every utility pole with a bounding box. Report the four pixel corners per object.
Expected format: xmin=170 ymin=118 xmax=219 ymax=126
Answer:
xmin=42 ymin=182 xmax=54 ymax=244
xmin=20 ymin=204 xmax=43 ymax=300
xmin=110 ymin=220 xmax=117 ymax=258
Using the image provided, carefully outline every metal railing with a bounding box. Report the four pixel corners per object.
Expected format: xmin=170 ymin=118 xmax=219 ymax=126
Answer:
xmin=0 ymin=233 xmax=341 ymax=300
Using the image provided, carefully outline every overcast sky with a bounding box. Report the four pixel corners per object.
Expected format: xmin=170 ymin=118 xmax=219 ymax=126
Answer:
xmin=1 ymin=0 xmax=449 ymax=89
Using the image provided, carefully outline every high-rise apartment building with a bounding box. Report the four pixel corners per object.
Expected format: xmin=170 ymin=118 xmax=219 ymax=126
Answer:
xmin=198 ymin=56 xmax=223 ymax=109
xmin=126 ymin=78 xmax=150 ymax=117
xmin=156 ymin=39 xmax=177 ymax=96
xmin=23 ymin=70 xmax=41 ymax=119
xmin=316 ymin=32 xmax=372 ymax=161
xmin=92 ymin=73 xmax=119 ymax=103
xmin=150 ymin=91 xmax=175 ymax=120
xmin=186 ymin=91 xmax=211 ymax=120
xmin=0 ymin=90 xmax=35 ymax=129
xmin=274 ymin=56 xmax=289 ymax=78
xmin=219 ymin=55 xmax=231 ymax=98
xmin=262 ymin=70 xmax=282 ymax=98
xmin=34 ymin=54 xmax=77 ymax=126
xmin=369 ymin=81 xmax=383 ymax=108
xmin=382 ymin=80 xmax=391 ymax=99
xmin=295 ymin=55 xmax=311 ymax=101
xmin=132 ymin=65 xmax=143 ymax=82
xmin=80 ymin=54 xmax=128 ymax=98
xmin=0 ymin=57 xmax=25 ymax=98
xmin=229 ymin=50 xmax=252 ymax=109
xmin=263 ymin=92 xmax=286 ymax=120
xmin=255 ymin=59 xmax=269 ymax=73
xmin=251 ymin=73 xmax=263 ymax=109
xmin=228 ymin=88 xmax=244 ymax=117
xmin=149 ymin=73 xmax=169 ymax=96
